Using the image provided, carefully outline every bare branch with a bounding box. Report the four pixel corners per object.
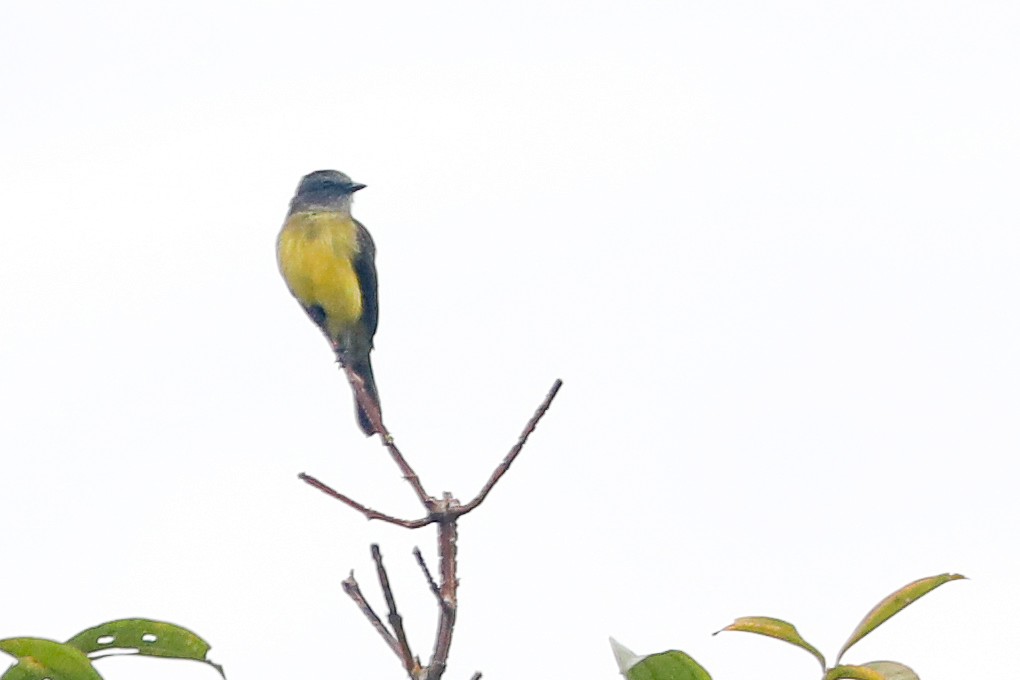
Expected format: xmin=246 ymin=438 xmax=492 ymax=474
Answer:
xmin=342 ymin=571 xmax=402 ymax=661
xmin=425 ymin=496 xmax=459 ymax=680
xmin=372 ymin=545 xmax=418 ymax=676
xmin=299 ymin=473 xmax=432 ymax=528
xmin=314 ymin=377 xmax=564 ymax=680
xmin=459 ymin=379 xmax=562 ymax=515
xmin=343 ymin=364 xmax=433 ymax=508
xmin=413 ymin=547 xmax=443 ymax=604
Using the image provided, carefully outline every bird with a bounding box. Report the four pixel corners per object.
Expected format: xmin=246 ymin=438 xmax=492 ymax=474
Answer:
xmin=277 ymin=170 xmax=381 ymax=436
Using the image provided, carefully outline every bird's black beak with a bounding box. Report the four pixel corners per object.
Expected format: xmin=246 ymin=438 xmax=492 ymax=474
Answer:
xmin=348 ymin=183 xmax=367 ymax=193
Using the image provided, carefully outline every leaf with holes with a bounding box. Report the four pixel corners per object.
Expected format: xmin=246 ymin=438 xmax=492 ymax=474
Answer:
xmin=66 ymin=619 xmax=222 ymax=676
xmin=836 ymin=573 xmax=965 ymax=663
xmin=0 ymin=637 xmax=103 ymax=680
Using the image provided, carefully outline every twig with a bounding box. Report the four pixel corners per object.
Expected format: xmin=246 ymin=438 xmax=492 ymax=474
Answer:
xmin=372 ymin=544 xmax=417 ymax=676
xmin=469 ymin=673 xmax=482 ymax=680
xmin=342 ymin=572 xmax=402 ymax=660
xmin=423 ymin=383 xmax=561 ymax=679
xmin=343 ymin=364 xmax=432 ymax=507
xmin=413 ymin=547 xmax=443 ymax=604
xmin=459 ymin=379 xmax=562 ymax=514
xmin=299 ymin=473 xmax=431 ymax=528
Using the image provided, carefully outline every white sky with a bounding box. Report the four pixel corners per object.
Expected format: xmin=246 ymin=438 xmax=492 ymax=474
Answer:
xmin=1 ymin=2 xmax=1017 ymax=679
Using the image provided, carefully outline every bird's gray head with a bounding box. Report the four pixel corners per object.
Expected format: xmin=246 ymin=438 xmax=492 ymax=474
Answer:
xmin=290 ymin=169 xmax=367 ymax=213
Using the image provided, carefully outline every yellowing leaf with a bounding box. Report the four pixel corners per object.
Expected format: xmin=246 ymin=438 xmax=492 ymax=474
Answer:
xmin=824 ymin=664 xmax=886 ymax=680
xmin=862 ymin=660 xmax=919 ymax=680
xmin=716 ymin=616 xmax=825 ymax=669
xmin=836 ymin=573 xmax=965 ymax=662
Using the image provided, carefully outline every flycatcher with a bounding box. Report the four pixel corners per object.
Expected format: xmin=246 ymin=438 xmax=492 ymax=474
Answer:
xmin=277 ymin=170 xmax=381 ymax=436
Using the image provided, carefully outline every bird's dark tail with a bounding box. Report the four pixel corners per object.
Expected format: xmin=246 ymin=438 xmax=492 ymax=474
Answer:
xmin=347 ymin=354 xmax=382 ymax=437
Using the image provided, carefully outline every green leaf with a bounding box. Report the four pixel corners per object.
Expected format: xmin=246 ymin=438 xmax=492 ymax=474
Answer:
xmin=861 ymin=660 xmax=919 ymax=680
xmin=824 ymin=665 xmax=886 ymax=680
xmin=836 ymin=573 xmax=965 ymax=662
xmin=0 ymin=637 xmax=103 ymax=680
xmin=627 ymin=651 xmax=711 ymax=680
xmin=715 ymin=616 xmax=825 ymax=669
xmin=609 ymin=639 xmax=711 ymax=680
xmin=66 ymin=619 xmax=223 ymax=677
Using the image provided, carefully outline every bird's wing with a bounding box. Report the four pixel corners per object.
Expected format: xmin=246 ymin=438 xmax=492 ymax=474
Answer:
xmin=353 ymin=220 xmax=379 ymax=341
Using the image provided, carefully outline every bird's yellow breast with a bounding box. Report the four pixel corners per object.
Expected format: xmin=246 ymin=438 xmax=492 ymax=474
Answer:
xmin=277 ymin=211 xmax=364 ymax=339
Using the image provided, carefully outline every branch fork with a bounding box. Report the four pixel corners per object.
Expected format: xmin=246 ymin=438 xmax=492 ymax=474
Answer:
xmin=299 ymin=371 xmax=562 ymax=680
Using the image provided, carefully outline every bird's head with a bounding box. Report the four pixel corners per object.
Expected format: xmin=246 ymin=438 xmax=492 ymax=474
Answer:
xmin=290 ymin=170 xmax=366 ymax=212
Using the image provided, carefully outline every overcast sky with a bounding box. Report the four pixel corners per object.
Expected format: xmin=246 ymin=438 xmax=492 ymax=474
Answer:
xmin=1 ymin=2 xmax=1017 ymax=679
